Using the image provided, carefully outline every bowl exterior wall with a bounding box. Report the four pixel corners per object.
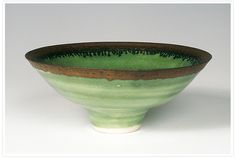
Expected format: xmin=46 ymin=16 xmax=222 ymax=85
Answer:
xmin=38 ymin=70 xmax=196 ymax=128
xmin=38 ymin=70 xmax=196 ymax=107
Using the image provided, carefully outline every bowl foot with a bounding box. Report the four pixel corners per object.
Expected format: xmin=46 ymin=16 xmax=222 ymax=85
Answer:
xmin=92 ymin=125 xmax=141 ymax=134
xmin=87 ymin=108 xmax=148 ymax=133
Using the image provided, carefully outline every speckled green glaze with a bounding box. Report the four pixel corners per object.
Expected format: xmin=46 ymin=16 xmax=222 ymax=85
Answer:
xmin=26 ymin=43 xmax=211 ymax=133
xmin=42 ymin=49 xmax=199 ymax=70
xmin=38 ymin=70 xmax=196 ymax=129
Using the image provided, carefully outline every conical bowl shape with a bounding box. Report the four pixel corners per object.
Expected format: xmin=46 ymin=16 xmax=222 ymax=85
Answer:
xmin=25 ymin=42 xmax=211 ymax=133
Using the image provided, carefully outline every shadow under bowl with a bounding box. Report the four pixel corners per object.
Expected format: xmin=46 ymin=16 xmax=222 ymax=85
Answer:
xmin=25 ymin=42 xmax=212 ymax=133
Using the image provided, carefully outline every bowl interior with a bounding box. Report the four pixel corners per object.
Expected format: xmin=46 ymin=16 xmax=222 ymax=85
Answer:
xmin=37 ymin=48 xmax=200 ymax=70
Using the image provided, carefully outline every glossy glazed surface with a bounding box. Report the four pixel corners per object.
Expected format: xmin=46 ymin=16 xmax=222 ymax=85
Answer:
xmin=39 ymin=70 xmax=196 ymax=129
xmin=42 ymin=50 xmax=197 ymax=70
xmin=25 ymin=42 xmax=211 ymax=133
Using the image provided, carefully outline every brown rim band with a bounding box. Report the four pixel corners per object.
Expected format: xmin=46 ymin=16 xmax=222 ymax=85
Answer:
xmin=25 ymin=42 xmax=212 ymax=80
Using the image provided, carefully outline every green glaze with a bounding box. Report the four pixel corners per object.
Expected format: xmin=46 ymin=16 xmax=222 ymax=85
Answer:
xmin=38 ymin=70 xmax=196 ymax=129
xmin=26 ymin=43 xmax=211 ymax=133
xmin=43 ymin=52 xmax=194 ymax=70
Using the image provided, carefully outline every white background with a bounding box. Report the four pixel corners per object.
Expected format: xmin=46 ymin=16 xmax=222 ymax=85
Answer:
xmin=5 ymin=4 xmax=230 ymax=155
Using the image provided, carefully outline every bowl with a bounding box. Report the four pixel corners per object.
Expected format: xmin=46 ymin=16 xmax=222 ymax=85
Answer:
xmin=25 ymin=42 xmax=212 ymax=133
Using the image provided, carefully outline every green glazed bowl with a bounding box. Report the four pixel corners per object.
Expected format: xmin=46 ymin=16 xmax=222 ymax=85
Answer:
xmin=25 ymin=42 xmax=212 ymax=133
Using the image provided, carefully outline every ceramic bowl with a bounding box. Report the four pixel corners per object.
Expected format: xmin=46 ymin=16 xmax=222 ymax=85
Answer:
xmin=25 ymin=42 xmax=212 ymax=133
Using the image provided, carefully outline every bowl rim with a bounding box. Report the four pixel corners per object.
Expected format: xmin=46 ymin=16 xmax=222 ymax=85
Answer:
xmin=25 ymin=42 xmax=212 ymax=80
